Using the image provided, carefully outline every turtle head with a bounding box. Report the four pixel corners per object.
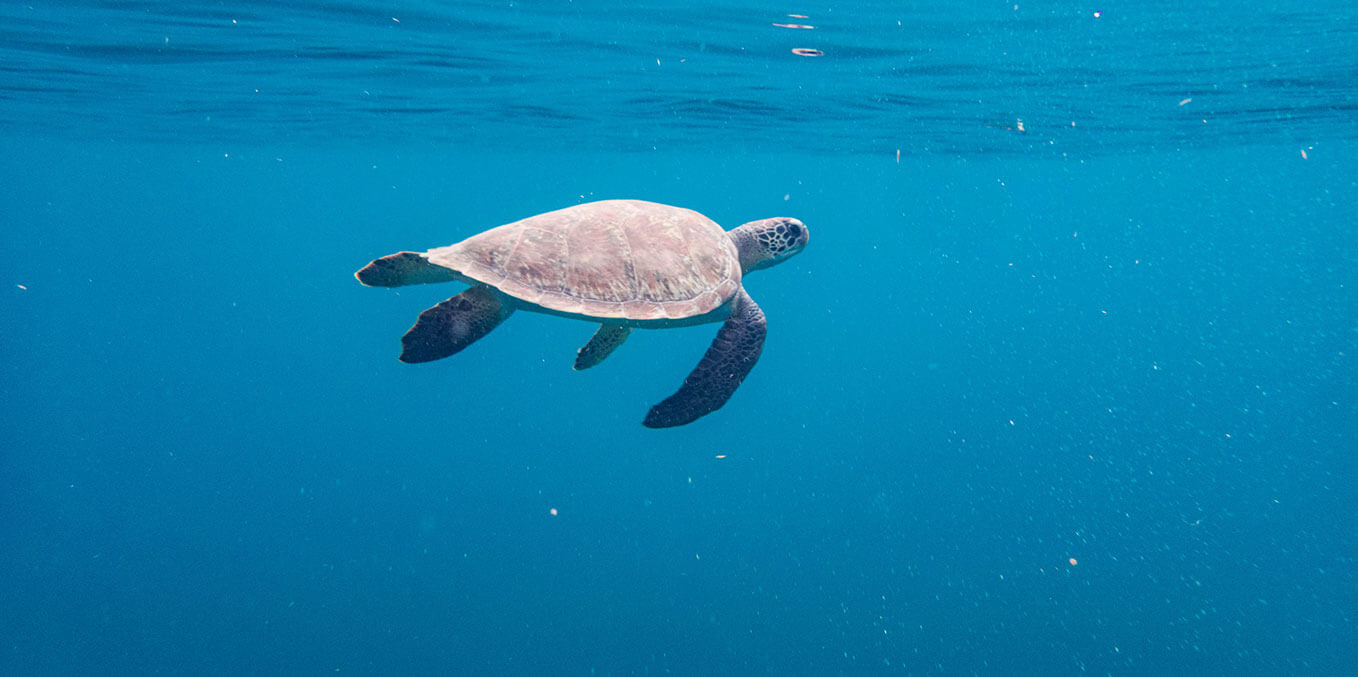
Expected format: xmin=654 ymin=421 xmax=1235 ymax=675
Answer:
xmin=730 ymin=217 xmax=809 ymax=274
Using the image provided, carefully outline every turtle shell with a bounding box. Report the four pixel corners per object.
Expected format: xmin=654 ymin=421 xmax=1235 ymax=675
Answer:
xmin=424 ymin=200 xmax=741 ymax=321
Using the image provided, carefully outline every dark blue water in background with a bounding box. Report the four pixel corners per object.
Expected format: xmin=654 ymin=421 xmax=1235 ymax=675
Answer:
xmin=2 ymin=1 xmax=1354 ymax=674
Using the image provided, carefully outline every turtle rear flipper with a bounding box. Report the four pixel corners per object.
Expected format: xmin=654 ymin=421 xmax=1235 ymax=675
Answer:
xmin=574 ymin=324 xmax=632 ymax=370
xmin=399 ymin=285 xmax=513 ymax=363
xmin=643 ymin=289 xmax=765 ymax=428
xmin=356 ymin=251 xmax=459 ymax=287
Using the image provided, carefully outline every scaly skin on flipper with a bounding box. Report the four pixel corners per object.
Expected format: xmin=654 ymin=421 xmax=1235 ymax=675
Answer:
xmin=643 ymin=288 xmax=766 ymax=428
xmin=356 ymin=251 xmax=459 ymax=287
xmin=575 ymin=324 xmax=632 ymax=370
xmin=399 ymin=285 xmax=514 ymax=363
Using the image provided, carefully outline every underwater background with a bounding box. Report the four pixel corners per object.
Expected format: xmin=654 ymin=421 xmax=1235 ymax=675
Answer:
xmin=2 ymin=1 xmax=1354 ymax=674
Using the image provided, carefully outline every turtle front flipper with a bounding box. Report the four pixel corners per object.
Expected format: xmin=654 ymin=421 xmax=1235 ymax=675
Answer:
xmin=399 ymin=285 xmax=514 ymax=363
xmin=643 ymin=288 xmax=766 ymax=428
xmin=574 ymin=324 xmax=632 ymax=370
xmin=356 ymin=251 xmax=459 ymax=287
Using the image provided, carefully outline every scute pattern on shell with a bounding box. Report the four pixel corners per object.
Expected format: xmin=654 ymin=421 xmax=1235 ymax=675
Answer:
xmin=424 ymin=200 xmax=741 ymax=320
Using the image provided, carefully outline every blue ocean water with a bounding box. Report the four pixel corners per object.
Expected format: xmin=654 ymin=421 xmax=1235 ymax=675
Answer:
xmin=2 ymin=1 xmax=1354 ymax=674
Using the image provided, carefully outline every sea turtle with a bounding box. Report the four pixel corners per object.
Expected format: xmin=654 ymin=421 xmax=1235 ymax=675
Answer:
xmin=355 ymin=199 xmax=809 ymax=428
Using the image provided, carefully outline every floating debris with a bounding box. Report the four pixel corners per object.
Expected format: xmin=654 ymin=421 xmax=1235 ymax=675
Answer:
xmin=984 ymin=118 xmax=1027 ymax=134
